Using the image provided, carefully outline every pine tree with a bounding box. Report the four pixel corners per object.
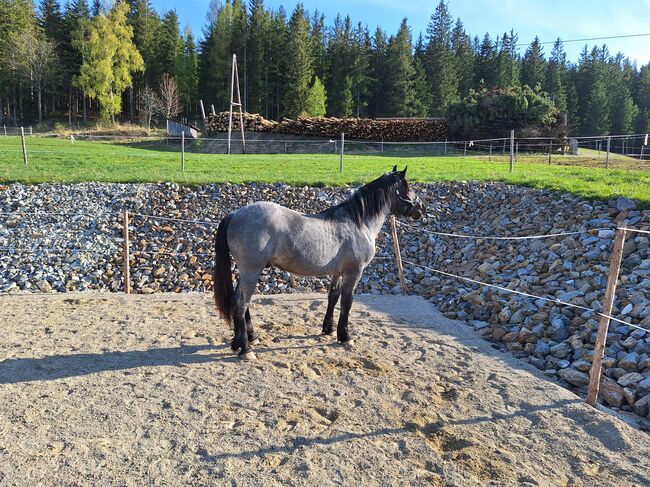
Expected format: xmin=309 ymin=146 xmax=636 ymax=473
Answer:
xmin=452 ymin=19 xmax=474 ymax=98
xmin=153 ymin=10 xmax=182 ymax=79
xmin=546 ymin=38 xmax=567 ymax=113
xmin=325 ymin=15 xmax=354 ymax=117
xmin=174 ymin=25 xmax=198 ymax=111
xmin=425 ymin=0 xmax=458 ymax=114
xmin=384 ymin=18 xmax=427 ymax=117
xmin=609 ymin=56 xmax=638 ymax=134
xmin=309 ymin=11 xmax=326 ymax=81
xmin=521 ymin=37 xmax=546 ymax=89
xmin=198 ymin=1 xmax=233 ymax=111
xmin=246 ymin=0 xmax=270 ymax=115
xmin=495 ymin=30 xmax=519 ymax=88
xmin=283 ymin=4 xmax=313 ymax=118
xmin=475 ymin=33 xmax=496 ymax=87
xmin=632 ymin=64 xmax=650 ymax=133
xmin=267 ymin=7 xmax=288 ymax=119
xmin=349 ymin=23 xmax=373 ymax=117
xmin=369 ymin=27 xmax=388 ymax=117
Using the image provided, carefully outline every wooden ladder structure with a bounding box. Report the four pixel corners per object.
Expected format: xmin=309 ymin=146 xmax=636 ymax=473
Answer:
xmin=227 ymin=53 xmax=246 ymax=155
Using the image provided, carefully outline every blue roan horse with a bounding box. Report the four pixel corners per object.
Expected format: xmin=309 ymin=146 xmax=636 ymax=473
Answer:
xmin=213 ymin=167 xmax=425 ymax=360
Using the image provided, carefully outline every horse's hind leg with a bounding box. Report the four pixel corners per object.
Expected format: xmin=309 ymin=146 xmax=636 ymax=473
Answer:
xmin=231 ymin=272 xmax=260 ymax=360
xmin=245 ymin=308 xmax=259 ymax=344
xmin=322 ymin=275 xmax=342 ymax=335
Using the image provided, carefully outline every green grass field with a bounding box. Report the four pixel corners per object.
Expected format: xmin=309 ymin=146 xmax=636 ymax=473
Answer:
xmin=1 ymin=135 xmax=649 ymax=207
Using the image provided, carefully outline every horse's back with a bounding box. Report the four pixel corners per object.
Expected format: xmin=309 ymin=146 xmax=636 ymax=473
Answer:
xmin=225 ymin=201 xmax=367 ymax=275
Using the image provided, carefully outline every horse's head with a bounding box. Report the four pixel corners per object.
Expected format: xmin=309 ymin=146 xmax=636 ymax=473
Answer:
xmin=390 ymin=165 xmax=425 ymax=220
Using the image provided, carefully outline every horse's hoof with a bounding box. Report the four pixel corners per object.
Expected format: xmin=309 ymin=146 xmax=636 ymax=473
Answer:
xmin=338 ymin=339 xmax=355 ymax=347
xmin=249 ymin=338 xmax=260 ymax=346
xmin=239 ymin=351 xmax=257 ymax=361
xmin=321 ymin=329 xmax=334 ymax=336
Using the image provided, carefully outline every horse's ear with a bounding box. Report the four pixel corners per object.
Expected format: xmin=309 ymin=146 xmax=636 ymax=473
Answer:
xmin=401 ymin=166 xmax=408 ymax=176
xmin=392 ymin=165 xmax=398 ymax=173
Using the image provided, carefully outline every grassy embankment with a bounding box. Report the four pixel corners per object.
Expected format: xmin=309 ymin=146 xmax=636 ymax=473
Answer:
xmin=0 ymin=135 xmax=648 ymax=207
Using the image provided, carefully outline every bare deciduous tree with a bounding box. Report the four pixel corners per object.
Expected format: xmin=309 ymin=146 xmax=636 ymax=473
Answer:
xmin=138 ymin=85 xmax=160 ymax=132
xmin=159 ymin=74 xmax=182 ymax=120
xmin=4 ymin=28 xmax=59 ymax=123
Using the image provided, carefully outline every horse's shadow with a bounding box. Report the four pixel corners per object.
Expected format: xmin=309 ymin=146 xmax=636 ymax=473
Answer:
xmin=0 ymin=344 xmax=233 ymax=384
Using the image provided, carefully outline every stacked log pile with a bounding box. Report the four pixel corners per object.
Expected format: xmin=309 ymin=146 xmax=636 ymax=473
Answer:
xmin=205 ymin=112 xmax=277 ymax=133
xmin=205 ymin=112 xmax=448 ymax=141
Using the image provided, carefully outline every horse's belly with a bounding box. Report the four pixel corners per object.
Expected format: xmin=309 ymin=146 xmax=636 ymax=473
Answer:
xmin=271 ymin=249 xmax=340 ymax=276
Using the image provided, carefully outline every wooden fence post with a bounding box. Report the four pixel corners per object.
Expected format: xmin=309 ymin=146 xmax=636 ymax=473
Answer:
xmin=463 ymin=141 xmax=467 ymax=158
xmin=605 ymin=136 xmax=611 ymax=169
xmin=123 ymin=210 xmax=131 ymax=294
xmin=586 ymin=228 xmax=626 ymax=406
xmin=390 ymin=216 xmax=408 ymax=294
xmin=181 ymin=131 xmax=185 ymax=172
xmin=20 ymin=126 xmax=28 ymax=165
xmin=489 ymin=144 xmax=492 ymax=162
xmin=548 ymin=140 xmax=552 ymax=165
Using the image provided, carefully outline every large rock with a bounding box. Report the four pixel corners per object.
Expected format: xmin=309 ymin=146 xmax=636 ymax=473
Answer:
xmin=600 ymin=379 xmax=624 ymax=408
xmin=550 ymin=342 xmax=572 ymax=359
xmin=632 ymin=395 xmax=650 ymax=417
xmin=557 ymin=368 xmax=590 ymax=387
xmin=617 ymin=372 xmax=644 ymax=387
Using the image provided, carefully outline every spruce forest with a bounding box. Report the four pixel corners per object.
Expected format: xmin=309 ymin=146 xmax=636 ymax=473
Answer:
xmin=0 ymin=0 xmax=648 ymax=136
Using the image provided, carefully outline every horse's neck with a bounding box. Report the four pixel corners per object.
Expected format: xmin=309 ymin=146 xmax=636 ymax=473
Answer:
xmin=362 ymin=205 xmax=391 ymax=237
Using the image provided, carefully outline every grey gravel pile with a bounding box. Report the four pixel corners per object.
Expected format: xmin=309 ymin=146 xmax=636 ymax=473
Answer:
xmin=1 ymin=181 xmax=649 ymax=423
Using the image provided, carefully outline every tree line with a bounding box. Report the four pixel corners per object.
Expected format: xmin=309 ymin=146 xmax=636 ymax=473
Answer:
xmin=0 ymin=0 xmax=648 ymax=136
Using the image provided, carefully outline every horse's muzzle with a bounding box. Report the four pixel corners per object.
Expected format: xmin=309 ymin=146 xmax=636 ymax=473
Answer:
xmin=409 ymin=197 xmax=426 ymax=220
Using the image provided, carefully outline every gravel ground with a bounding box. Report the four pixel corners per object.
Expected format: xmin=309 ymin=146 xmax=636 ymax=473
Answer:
xmin=0 ymin=292 xmax=648 ymax=486
xmin=1 ymin=181 xmax=649 ymax=423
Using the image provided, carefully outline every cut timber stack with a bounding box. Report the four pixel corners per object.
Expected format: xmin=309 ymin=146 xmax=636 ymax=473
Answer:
xmin=205 ymin=112 xmax=448 ymax=141
xmin=205 ymin=112 xmax=277 ymax=133
xmin=277 ymin=117 xmax=447 ymax=142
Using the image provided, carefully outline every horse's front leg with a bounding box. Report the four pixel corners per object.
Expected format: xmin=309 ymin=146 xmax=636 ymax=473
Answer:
xmin=245 ymin=308 xmax=259 ymax=344
xmin=337 ymin=268 xmax=363 ymax=345
xmin=322 ymin=275 xmax=342 ymax=335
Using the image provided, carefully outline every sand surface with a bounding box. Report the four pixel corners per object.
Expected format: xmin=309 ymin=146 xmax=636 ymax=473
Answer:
xmin=0 ymin=292 xmax=648 ymax=486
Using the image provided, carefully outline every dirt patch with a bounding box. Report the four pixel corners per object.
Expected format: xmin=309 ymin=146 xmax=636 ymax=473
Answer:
xmin=0 ymin=293 xmax=647 ymax=486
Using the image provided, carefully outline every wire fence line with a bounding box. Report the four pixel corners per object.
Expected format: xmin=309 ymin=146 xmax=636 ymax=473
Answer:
xmin=1 ymin=126 xmax=648 ymax=167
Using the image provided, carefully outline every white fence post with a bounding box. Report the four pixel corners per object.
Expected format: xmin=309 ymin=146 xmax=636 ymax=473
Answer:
xmin=605 ymin=136 xmax=611 ymax=169
xmin=181 ymin=131 xmax=185 ymax=172
xmin=509 ymin=130 xmax=514 ymax=174
xmin=340 ymin=132 xmax=344 ymax=173
xmin=123 ymin=210 xmax=131 ymax=294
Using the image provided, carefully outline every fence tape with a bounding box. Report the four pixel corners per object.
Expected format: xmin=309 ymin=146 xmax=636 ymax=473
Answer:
xmin=396 ymin=220 xmax=603 ymax=240
xmin=131 ymin=212 xmax=220 ymax=226
xmin=401 ymin=259 xmax=649 ymax=333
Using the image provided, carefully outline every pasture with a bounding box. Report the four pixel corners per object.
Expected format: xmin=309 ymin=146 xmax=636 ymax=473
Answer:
xmin=1 ymin=292 xmax=648 ymax=486
xmin=0 ymin=136 xmax=649 ymax=206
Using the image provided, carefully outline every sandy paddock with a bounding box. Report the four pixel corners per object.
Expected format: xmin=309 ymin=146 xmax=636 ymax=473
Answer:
xmin=0 ymin=292 xmax=648 ymax=486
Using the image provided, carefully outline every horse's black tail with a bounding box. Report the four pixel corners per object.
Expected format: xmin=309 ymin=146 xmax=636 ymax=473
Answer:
xmin=214 ymin=213 xmax=234 ymax=324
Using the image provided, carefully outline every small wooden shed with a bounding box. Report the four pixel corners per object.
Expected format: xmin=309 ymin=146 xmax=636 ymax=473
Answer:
xmin=166 ymin=119 xmax=199 ymax=138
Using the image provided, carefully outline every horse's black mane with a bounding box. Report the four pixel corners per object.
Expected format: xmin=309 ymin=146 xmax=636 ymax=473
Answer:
xmin=321 ymin=173 xmax=398 ymax=226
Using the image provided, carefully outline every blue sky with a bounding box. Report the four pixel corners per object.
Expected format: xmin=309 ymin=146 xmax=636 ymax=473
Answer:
xmin=152 ymin=0 xmax=650 ymax=65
